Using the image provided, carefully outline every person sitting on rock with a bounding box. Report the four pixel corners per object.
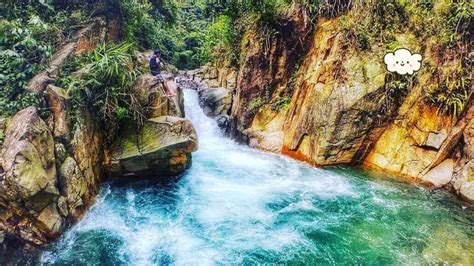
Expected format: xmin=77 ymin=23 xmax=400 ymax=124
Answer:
xmin=150 ymin=50 xmax=174 ymax=97
xmin=150 ymin=50 xmax=164 ymax=77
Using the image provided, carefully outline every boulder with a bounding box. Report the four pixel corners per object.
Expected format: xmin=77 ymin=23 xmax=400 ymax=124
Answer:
xmin=421 ymin=159 xmax=454 ymax=188
xmin=216 ymin=115 xmax=231 ymax=130
xmin=132 ymin=74 xmax=184 ymax=118
xmin=198 ymin=87 xmax=231 ymax=118
xmin=225 ymin=70 xmax=237 ymax=90
xmin=110 ymin=116 xmax=198 ymax=178
xmin=0 ymin=107 xmax=66 ymax=248
xmin=70 ymin=108 xmax=103 ymax=208
xmin=204 ymin=67 xmax=218 ymax=79
xmin=0 ymin=107 xmax=58 ymax=210
xmin=204 ymin=79 xmax=220 ymax=88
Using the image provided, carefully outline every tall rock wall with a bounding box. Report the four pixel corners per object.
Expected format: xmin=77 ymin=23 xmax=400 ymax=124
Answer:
xmin=220 ymin=4 xmax=473 ymax=203
xmin=229 ymin=6 xmax=313 ymax=144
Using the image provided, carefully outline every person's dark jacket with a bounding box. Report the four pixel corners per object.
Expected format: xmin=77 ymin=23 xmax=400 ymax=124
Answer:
xmin=149 ymin=55 xmax=162 ymax=76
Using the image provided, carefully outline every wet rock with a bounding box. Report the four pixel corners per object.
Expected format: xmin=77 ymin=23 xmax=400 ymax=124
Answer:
xmin=58 ymin=157 xmax=88 ymax=218
xmin=216 ymin=115 xmax=230 ymax=129
xmin=421 ymin=159 xmax=454 ymax=188
xmin=37 ymin=204 xmax=63 ymax=237
xmin=54 ymin=143 xmax=67 ymax=165
xmin=57 ymin=196 xmax=69 ymax=217
xmin=110 ymin=116 xmax=198 ymax=178
xmin=70 ymin=109 xmax=103 ymax=201
xmin=198 ymin=87 xmax=231 ymax=118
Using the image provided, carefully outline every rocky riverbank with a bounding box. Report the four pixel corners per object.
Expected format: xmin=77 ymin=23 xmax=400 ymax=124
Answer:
xmin=0 ymin=23 xmax=198 ymax=258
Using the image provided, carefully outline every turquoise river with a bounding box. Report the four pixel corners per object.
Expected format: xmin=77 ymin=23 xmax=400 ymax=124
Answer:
xmin=37 ymin=89 xmax=473 ymax=265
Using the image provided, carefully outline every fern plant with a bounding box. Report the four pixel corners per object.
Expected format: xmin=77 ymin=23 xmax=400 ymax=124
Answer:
xmin=426 ymin=63 xmax=471 ymax=117
xmin=63 ymin=42 xmax=145 ymax=135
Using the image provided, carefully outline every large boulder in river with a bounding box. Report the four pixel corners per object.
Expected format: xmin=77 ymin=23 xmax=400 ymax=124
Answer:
xmin=132 ymin=74 xmax=184 ymax=118
xmin=109 ymin=116 xmax=198 ymax=178
xmin=198 ymin=87 xmax=231 ymax=118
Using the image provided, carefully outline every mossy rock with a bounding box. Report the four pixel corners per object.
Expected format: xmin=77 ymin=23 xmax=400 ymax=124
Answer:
xmin=109 ymin=116 xmax=198 ymax=178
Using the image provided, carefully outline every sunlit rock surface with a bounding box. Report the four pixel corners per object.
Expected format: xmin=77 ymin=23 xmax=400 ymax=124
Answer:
xmin=109 ymin=116 xmax=198 ymax=178
xmin=0 ymin=107 xmax=62 ymax=245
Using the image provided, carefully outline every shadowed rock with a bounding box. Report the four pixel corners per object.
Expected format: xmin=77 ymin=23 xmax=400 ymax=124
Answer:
xmin=198 ymin=87 xmax=231 ymax=118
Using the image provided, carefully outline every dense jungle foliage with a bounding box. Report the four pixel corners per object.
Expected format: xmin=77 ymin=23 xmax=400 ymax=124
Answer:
xmin=0 ymin=0 xmax=302 ymax=118
xmin=0 ymin=0 xmax=472 ymax=132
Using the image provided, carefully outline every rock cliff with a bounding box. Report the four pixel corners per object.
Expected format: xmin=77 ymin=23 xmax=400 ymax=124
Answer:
xmin=195 ymin=3 xmax=473 ymax=203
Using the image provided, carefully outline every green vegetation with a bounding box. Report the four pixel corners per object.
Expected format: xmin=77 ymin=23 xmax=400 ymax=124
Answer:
xmin=248 ymin=98 xmax=266 ymax=115
xmin=271 ymin=63 xmax=301 ymax=111
xmin=427 ymin=63 xmax=471 ymax=117
xmin=120 ymin=0 xmax=235 ymax=69
xmin=0 ymin=14 xmax=53 ymax=116
xmin=59 ymin=42 xmax=144 ymax=132
xmin=1 ymin=0 xmax=471 ymax=125
xmin=0 ymin=0 xmax=96 ymax=117
xmin=248 ymin=83 xmax=274 ymax=115
xmin=339 ymin=0 xmax=472 ymax=117
xmin=340 ymin=0 xmax=473 ymax=51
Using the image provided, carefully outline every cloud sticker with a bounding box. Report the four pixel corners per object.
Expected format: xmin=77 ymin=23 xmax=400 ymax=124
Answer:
xmin=384 ymin=48 xmax=422 ymax=75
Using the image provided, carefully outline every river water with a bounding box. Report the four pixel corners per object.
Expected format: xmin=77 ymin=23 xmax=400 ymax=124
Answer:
xmin=40 ymin=89 xmax=473 ymax=265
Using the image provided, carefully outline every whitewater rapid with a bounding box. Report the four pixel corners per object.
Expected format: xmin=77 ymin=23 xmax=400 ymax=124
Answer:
xmin=40 ymin=89 xmax=474 ymax=265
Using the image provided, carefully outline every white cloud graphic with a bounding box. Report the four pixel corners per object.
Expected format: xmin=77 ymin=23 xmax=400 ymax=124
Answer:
xmin=384 ymin=48 xmax=422 ymax=75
